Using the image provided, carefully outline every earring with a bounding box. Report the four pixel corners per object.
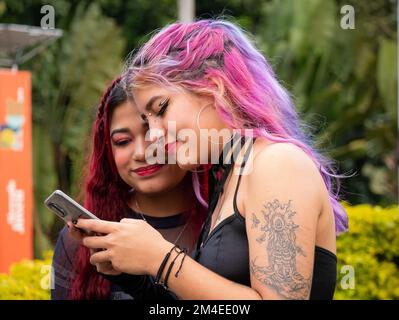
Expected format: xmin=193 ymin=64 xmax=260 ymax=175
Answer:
xmin=196 ymin=103 xmax=235 ymax=145
xmin=196 ymin=103 xmax=212 ymax=130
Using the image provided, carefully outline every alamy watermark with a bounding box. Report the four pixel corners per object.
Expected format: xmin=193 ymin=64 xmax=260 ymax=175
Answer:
xmin=138 ymin=123 xmax=255 ymax=175
xmin=340 ymin=5 xmax=355 ymax=30
xmin=340 ymin=265 xmax=356 ymax=290
xmin=40 ymin=5 xmax=55 ymax=29
xmin=40 ymin=264 xmax=54 ymax=290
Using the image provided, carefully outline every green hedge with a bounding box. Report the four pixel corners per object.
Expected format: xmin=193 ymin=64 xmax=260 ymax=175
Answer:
xmin=334 ymin=204 xmax=399 ymax=299
xmin=0 ymin=204 xmax=398 ymax=300
xmin=0 ymin=251 xmax=52 ymax=300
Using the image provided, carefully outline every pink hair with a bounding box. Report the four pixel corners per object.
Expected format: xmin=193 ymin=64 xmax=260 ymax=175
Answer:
xmin=126 ymin=19 xmax=350 ymax=234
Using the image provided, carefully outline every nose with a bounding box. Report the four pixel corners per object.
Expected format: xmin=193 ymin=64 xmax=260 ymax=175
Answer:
xmin=132 ymin=137 xmax=146 ymax=162
xmin=146 ymin=117 xmax=166 ymax=144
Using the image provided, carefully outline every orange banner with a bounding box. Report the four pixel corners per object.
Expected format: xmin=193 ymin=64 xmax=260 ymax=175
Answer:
xmin=0 ymin=69 xmax=33 ymax=273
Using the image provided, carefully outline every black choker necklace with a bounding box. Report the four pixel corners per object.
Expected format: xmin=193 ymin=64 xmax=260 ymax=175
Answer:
xmin=128 ymin=207 xmax=190 ymax=229
xmin=210 ymin=133 xmax=246 ymax=196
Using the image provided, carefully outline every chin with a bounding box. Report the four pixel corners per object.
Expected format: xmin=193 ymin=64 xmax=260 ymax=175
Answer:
xmin=135 ymin=178 xmax=180 ymax=195
xmin=134 ymin=183 xmax=165 ymax=195
xmin=119 ymin=176 xmax=160 ymax=194
xmin=176 ymin=161 xmax=201 ymax=172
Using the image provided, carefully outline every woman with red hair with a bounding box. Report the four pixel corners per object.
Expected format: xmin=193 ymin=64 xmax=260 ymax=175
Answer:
xmin=51 ymin=77 xmax=209 ymax=300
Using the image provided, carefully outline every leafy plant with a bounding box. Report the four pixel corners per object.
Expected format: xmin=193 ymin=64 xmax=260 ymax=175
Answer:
xmin=334 ymin=203 xmax=399 ymax=299
xmin=0 ymin=251 xmax=52 ymax=300
xmin=257 ymin=0 xmax=397 ymax=206
xmin=27 ymin=2 xmax=126 ymax=256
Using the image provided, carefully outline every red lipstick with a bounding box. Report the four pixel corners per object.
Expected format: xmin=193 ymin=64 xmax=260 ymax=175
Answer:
xmin=132 ymin=164 xmax=164 ymax=176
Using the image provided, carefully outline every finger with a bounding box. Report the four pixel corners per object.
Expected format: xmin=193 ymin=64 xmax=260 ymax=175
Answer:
xmin=76 ymin=219 xmax=117 ymax=234
xmin=101 ymin=269 xmax=121 ymax=276
xmin=82 ymin=235 xmax=109 ymax=250
xmin=120 ymin=218 xmax=139 ymax=224
xmin=68 ymin=220 xmax=93 ymax=237
xmin=67 ymin=224 xmax=85 ymax=243
xmin=95 ymin=261 xmax=121 ymax=276
xmin=90 ymin=250 xmax=111 ymax=265
xmin=90 ymin=248 xmax=101 ymax=255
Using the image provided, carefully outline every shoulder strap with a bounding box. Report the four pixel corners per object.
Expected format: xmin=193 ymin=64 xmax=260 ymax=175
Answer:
xmin=233 ymin=137 xmax=255 ymax=215
xmin=195 ymin=135 xmax=246 ymax=253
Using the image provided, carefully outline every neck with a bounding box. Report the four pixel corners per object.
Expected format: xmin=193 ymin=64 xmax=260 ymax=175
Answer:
xmin=130 ymin=174 xmax=195 ymax=218
xmin=217 ymin=130 xmax=242 ymax=164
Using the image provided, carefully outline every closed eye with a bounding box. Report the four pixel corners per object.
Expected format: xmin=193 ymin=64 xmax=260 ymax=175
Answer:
xmin=156 ymin=98 xmax=169 ymax=117
xmin=112 ymin=139 xmax=131 ymax=147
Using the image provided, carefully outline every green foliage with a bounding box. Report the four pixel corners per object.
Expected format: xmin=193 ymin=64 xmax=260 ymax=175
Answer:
xmin=334 ymin=204 xmax=399 ymax=299
xmin=98 ymin=0 xmax=177 ymax=52
xmin=0 ymin=251 xmax=52 ymax=300
xmin=32 ymin=125 xmax=57 ymax=256
xmin=257 ymin=0 xmax=397 ymax=206
xmin=26 ymin=2 xmax=126 ymax=257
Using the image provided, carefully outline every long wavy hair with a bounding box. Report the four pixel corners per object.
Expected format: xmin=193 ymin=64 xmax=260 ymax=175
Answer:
xmin=70 ymin=77 xmax=209 ymax=300
xmin=125 ymin=19 xmax=349 ymax=234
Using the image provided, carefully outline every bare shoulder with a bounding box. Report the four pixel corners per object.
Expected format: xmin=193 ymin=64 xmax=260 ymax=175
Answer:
xmin=243 ymin=138 xmax=326 ymax=214
xmin=250 ymin=138 xmax=323 ymax=181
xmin=253 ymin=138 xmax=315 ymax=165
xmin=243 ymin=138 xmax=327 ymax=299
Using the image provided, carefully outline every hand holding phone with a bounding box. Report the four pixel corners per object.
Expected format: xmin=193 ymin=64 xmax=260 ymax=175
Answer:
xmin=44 ymin=190 xmax=99 ymax=236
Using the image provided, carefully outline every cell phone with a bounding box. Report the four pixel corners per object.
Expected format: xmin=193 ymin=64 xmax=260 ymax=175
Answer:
xmin=44 ymin=189 xmax=99 ymax=234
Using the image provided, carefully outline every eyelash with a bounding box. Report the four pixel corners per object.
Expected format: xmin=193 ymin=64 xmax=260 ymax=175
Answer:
xmin=113 ymin=139 xmax=130 ymax=147
xmin=156 ymin=98 xmax=169 ymax=117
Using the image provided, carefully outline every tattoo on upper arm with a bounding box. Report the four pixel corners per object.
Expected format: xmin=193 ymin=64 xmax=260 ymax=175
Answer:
xmin=251 ymin=213 xmax=260 ymax=229
xmin=249 ymin=199 xmax=311 ymax=299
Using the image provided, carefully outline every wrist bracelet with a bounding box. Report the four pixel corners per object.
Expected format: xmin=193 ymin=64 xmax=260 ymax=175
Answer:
xmin=175 ymin=248 xmax=188 ymax=278
xmin=154 ymin=244 xmax=179 ymax=285
xmin=163 ymin=248 xmax=186 ymax=288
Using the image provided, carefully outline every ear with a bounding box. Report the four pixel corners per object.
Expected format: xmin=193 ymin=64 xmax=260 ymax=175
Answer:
xmin=209 ymin=76 xmax=225 ymax=98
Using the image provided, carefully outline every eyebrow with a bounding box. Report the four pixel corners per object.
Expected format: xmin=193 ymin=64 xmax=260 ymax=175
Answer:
xmin=110 ymin=128 xmax=130 ymax=138
xmin=110 ymin=120 xmax=149 ymax=138
xmin=144 ymin=95 xmax=162 ymax=111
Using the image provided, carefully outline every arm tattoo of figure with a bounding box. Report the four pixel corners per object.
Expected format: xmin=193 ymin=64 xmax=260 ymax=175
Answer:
xmin=251 ymin=213 xmax=260 ymax=229
xmin=250 ymin=199 xmax=311 ymax=299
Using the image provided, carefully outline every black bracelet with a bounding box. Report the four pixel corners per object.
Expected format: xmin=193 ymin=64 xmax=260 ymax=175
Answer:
xmin=154 ymin=244 xmax=179 ymax=286
xmin=175 ymin=248 xmax=188 ymax=278
xmin=163 ymin=248 xmax=186 ymax=288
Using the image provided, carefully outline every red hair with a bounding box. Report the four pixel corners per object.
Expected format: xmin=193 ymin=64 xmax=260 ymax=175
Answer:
xmin=70 ymin=77 xmax=209 ymax=299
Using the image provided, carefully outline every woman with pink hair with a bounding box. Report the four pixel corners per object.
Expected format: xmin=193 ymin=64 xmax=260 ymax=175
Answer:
xmin=77 ymin=19 xmax=349 ymax=300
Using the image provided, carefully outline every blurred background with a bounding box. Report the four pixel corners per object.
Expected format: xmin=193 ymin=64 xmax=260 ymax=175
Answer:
xmin=0 ymin=0 xmax=397 ymax=299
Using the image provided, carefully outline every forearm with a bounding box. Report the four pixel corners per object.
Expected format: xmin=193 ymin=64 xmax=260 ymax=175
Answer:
xmin=152 ymin=242 xmax=262 ymax=300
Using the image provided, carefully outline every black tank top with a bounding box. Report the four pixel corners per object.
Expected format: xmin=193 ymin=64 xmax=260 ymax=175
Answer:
xmin=191 ymin=135 xmax=337 ymax=300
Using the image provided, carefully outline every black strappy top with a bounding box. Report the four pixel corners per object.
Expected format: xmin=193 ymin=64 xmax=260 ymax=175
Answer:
xmin=191 ymin=135 xmax=337 ymax=300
